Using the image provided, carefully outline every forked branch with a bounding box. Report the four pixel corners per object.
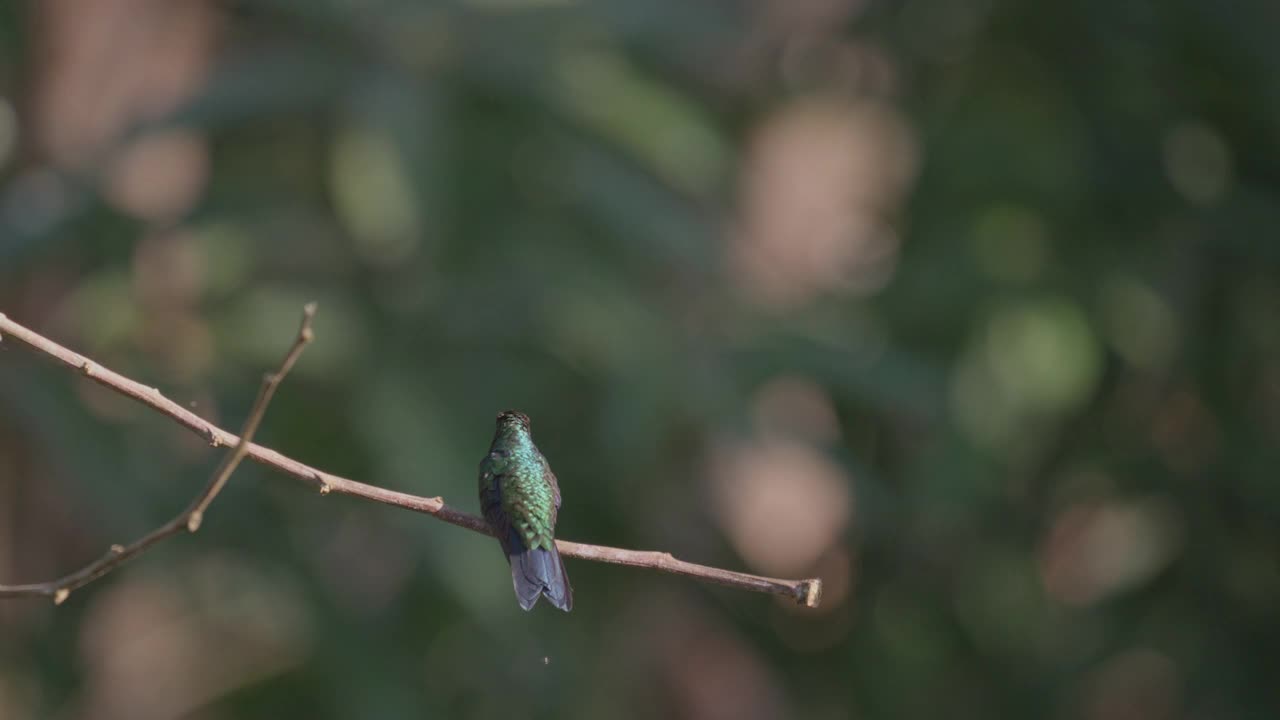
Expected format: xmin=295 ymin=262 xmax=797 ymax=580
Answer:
xmin=0 ymin=304 xmax=317 ymax=604
xmin=0 ymin=309 xmax=822 ymax=608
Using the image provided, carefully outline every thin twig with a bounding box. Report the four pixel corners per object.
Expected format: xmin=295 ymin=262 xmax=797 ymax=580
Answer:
xmin=0 ymin=310 xmax=822 ymax=607
xmin=0 ymin=305 xmax=317 ymax=604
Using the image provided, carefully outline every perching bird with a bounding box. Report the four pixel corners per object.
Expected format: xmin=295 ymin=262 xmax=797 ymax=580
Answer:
xmin=478 ymin=410 xmax=572 ymax=611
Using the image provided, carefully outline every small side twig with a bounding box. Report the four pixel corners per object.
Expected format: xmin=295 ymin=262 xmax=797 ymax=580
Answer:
xmin=0 ymin=304 xmax=317 ymax=604
xmin=0 ymin=308 xmax=822 ymax=607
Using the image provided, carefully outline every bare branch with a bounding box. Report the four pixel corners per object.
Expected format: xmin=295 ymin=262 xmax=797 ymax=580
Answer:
xmin=0 ymin=306 xmax=317 ymax=603
xmin=0 ymin=310 xmax=822 ymax=608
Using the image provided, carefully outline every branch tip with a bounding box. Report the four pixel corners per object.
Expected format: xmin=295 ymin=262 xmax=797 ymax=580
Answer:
xmin=298 ymin=303 xmax=318 ymax=342
xmin=799 ymin=579 xmax=823 ymax=608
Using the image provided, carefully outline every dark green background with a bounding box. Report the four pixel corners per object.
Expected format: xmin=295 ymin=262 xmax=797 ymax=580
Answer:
xmin=1 ymin=1 xmax=1277 ymax=718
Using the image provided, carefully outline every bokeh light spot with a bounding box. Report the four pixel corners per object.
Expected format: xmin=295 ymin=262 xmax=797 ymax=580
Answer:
xmin=732 ymin=98 xmax=917 ymax=307
xmin=1163 ymin=121 xmax=1233 ymax=206
xmin=709 ymin=435 xmax=852 ymax=577
xmin=331 ymin=124 xmax=422 ymax=265
xmin=556 ymin=47 xmax=726 ymax=195
xmin=1101 ymin=276 xmax=1179 ymax=371
xmin=985 ymin=298 xmax=1101 ymax=414
xmin=1040 ymin=496 xmax=1183 ymax=606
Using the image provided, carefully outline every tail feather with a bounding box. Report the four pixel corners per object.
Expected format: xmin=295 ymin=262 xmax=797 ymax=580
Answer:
xmin=510 ymin=545 xmax=573 ymax=612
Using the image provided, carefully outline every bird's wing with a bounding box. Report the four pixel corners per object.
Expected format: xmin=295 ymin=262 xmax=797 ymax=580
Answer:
xmin=479 ymin=452 xmax=518 ymax=555
xmin=540 ymin=453 xmax=562 ymax=511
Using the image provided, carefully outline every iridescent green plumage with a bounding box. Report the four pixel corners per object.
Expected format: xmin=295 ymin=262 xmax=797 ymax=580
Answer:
xmin=478 ymin=410 xmax=572 ymax=611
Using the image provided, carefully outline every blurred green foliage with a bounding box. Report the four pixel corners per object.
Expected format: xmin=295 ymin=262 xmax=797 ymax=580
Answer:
xmin=1 ymin=0 xmax=1279 ymax=718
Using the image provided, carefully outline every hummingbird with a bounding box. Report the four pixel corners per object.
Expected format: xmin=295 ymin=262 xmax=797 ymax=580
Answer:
xmin=478 ymin=410 xmax=572 ymax=611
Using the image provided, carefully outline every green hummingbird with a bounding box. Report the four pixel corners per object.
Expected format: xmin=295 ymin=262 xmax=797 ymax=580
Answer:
xmin=478 ymin=410 xmax=572 ymax=611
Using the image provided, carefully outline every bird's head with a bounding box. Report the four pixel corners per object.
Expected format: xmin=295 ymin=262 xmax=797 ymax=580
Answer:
xmin=496 ymin=410 xmax=532 ymax=431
